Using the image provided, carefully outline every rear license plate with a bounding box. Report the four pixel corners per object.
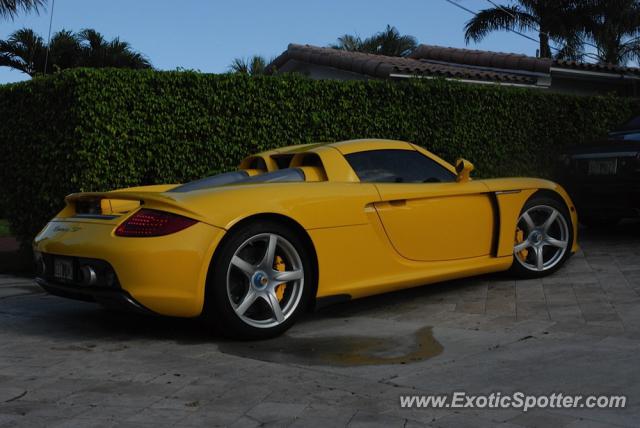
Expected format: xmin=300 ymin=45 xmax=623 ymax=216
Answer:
xmin=54 ymin=258 xmax=74 ymax=282
xmin=588 ymin=159 xmax=617 ymax=176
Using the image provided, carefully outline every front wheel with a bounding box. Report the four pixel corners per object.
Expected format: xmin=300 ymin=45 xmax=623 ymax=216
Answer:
xmin=204 ymin=220 xmax=314 ymax=339
xmin=510 ymin=196 xmax=573 ymax=278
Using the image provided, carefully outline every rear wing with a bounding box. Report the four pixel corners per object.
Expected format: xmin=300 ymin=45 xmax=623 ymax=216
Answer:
xmin=60 ymin=191 xmax=202 ymax=221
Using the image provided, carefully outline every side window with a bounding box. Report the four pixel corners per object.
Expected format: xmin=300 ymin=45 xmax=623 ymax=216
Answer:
xmin=345 ymin=149 xmax=456 ymax=183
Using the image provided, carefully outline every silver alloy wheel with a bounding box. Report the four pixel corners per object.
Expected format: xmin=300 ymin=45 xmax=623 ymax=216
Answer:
xmin=226 ymin=233 xmax=304 ymax=329
xmin=513 ymin=205 xmax=569 ymax=272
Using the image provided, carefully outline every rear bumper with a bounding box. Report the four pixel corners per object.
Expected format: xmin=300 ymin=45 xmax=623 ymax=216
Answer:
xmin=33 ymin=220 xmax=226 ymax=317
xmin=35 ymin=277 xmax=154 ymax=314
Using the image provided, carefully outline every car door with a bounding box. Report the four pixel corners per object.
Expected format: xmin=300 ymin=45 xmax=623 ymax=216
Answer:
xmin=345 ymin=149 xmax=495 ymax=261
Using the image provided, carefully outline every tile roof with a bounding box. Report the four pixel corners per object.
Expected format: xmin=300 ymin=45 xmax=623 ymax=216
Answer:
xmin=268 ymin=44 xmax=640 ymax=83
xmin=554 ymin=59 xmax=640 ymax=75
xmin=412 ymin=44 xmax=640 ymax=76
xmin=410 ymin=44 xmax=551 ymax=74
xmin=267 ymin=44 xmax=540 ymax=85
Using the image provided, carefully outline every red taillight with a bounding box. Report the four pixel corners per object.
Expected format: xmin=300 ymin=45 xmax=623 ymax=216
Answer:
xmin=115 ymin=209 xmax=197 ymax=237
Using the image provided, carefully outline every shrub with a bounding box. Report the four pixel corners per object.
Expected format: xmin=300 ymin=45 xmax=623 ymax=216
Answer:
xmin=0 ymin=68 xmax=637 ymax=245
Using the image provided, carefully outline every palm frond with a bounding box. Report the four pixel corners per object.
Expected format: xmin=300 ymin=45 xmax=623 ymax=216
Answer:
xmin=229 ymin=55 xmax=269 ymax=75
xmin=100 ymin=37 xmax=151 ymax=69
xmin=580 ymin=0 xmax=640 ymax=65
xmin=0 ymin=28 xmax=45 ymax=75
xmin=464 ymin=5 xmax=538 ymax=43
xmin=47 ymin=29 xmax=82 ymax=72
xmin=553 ymin=33 xmax=586 ymax=61
xmin=77 ymin=28 xmax=106 ymax=51
xmin=0 ymin=0 xmax=45 ymax=20
xmin=0 ymin=51 xmax=29 ymax=73
xmin=329 ymin=25 xmax=417 ymax=57
xmin=249 ymin=55 xmax=267 ymax=75
xmin=367 ymin=25 xmax=417 ymax=56
xmin=229 ymin=57 xmax=250 ymax=74
xmin=330 ymin=34 xmax=363 ymax=51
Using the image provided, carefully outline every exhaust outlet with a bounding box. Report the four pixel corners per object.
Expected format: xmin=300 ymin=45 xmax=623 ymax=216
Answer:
xmin=80 ymin=265 xmax=97 ymax=286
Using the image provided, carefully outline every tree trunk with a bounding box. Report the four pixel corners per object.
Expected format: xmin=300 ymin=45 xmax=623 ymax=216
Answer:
xmin=539 ymin=31 xmax=552 ymax=58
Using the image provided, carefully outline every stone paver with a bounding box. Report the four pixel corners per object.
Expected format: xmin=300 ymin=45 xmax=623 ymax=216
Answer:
xmin=1 ymin=222 xmax=639 ymax=427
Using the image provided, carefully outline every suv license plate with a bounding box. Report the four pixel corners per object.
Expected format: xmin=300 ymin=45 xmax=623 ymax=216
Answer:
xmin=588 ymin=159 xmax=617 ymax=176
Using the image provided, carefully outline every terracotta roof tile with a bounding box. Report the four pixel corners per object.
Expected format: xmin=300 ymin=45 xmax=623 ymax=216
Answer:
xmin=267 ymin=44 xmax=539 ymax=84
xmin=410 ymin=44 xmax=553 ymax=74
xmin=269 ymin=43 xmax=640 ymax=84
xmin=411 ymin=44 xmax=640 ymax=76
xmin=555 ymin=59 xmax=640 ymax=75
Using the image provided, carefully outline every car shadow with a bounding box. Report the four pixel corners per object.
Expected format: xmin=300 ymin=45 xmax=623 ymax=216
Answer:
xmin=5 ymin=277 xmax=473 ymax=345
xmin=2 ymin=295 xmax=220 ymax=344
xmin=311 ymin=276 xmax=484 ymax=319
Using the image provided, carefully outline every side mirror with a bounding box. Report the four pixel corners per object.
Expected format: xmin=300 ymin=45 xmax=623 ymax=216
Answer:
xmin=455 ymin=158 xmax=474 ymax=183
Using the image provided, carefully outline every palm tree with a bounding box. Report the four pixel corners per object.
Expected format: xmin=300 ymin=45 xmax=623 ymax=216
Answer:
xmin=77 ymin=29 xmax=151 ymax=69
xmin=0 ymin=28 xmax=44 ymax=75
xmin=464 ymin=0 xmax=583 ymax=59
xmin=331 ymin=25 xmax=418 ymax=57
xmin=332 ymin=34 xmax=362 ymax=52
xmin=0 ymin=27 xmax=151 ymax=76
xmin=229 ymin=55 xmax=268 ymax=75
xmin=0 ymin=0 xmax=45 ymax=21
xmin=48 ymin=30 xmax=82 ymax=71
xmin=579 ymin=0 xmax=640 ymax=65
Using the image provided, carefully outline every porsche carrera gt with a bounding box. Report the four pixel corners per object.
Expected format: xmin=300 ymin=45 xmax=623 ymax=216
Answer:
xmin=34 ymin=139 xmax=578 ymax=338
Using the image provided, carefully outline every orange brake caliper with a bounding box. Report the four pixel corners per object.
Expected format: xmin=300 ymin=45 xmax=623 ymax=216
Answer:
xmin=274 ymin=255 xmax=286 ymax=301
xmin=515 ymin=227 xmax=528 ymax=261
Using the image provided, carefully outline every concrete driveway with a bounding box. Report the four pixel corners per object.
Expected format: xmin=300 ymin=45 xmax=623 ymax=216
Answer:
xmin=1 ymin=223 xmax=639 ymax=427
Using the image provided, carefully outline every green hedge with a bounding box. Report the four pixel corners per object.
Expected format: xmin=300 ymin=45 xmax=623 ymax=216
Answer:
xmin=0 ymin=68 xmax=637 ymax=244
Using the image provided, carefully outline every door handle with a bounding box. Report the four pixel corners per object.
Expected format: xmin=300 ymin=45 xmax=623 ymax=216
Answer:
xmin=389 ymin=199 xmax=407 ymax=207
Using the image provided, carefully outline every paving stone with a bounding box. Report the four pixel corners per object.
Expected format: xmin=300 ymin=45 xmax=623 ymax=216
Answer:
xmin=178 ymin=409 xmax=244 ymax=427
xmin=348 ymin=411 xmax=407 ymax=427
xmin=507 ymin=409 xmax=577 ymax=427
xmin=563 ymin=418 xmax=629 ymax=428
xmin=245 ymin=402 xmax=307 ymax=424
xmin=455 ymin=300 xmax=485 ymax=314
xmin=516 ymin=301 xmax=550 ymax=321
xmin=430 ymin=413 xmax=522 ymax=428
xmin=288 ymin=406 xmax=356 ymax=428
xmin=1 ymin=226 xmax=640 ymax=426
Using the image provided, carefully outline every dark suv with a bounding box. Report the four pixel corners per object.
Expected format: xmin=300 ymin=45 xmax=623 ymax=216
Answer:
xmin=556 ymin=117 xmax=640 ymax=227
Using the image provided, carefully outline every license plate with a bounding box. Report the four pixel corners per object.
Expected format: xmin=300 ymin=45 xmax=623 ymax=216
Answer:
xmin=54 ymin=258 xmax=74 ymax=282
xmin=588 ymin=159 xmax=617 ymax=176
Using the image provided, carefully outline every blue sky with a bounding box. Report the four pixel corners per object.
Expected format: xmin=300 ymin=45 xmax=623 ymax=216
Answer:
xmin=0 ymin=0 xmax=540 ymax=84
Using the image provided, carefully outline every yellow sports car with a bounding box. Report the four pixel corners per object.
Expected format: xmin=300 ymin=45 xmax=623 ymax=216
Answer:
xmin=34 ymin=139 xmax=578 ymax=338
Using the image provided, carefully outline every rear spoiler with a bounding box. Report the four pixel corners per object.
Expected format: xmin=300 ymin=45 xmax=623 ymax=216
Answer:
xmin=63 ymin=191 xmax=203 ymax=219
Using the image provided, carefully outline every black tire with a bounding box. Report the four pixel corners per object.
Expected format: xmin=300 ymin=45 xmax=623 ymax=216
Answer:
xmin=510 ymin=195 xmax=574 ymax=279
xmin=580 ymin=215 xmax=621 ymax=229
xmin=203 ymin=219 xmax=315 ymax=340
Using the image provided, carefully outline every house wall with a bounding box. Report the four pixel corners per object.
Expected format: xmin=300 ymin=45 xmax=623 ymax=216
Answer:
xmin=550 ymin=75 xmax=639 ymax=97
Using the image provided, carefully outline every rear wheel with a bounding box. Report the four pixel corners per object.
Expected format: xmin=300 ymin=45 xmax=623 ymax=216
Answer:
xmin=204 ymin=220 xmax=314 ymax=339
xmin=511 ymin=196 xmax=573 ymax=278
